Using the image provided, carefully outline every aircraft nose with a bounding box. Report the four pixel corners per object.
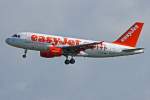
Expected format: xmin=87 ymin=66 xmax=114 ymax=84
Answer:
xmin=5 ymin=38 xmax=12 ymax=45
xmin=5 ymin=38 xmax=10 ymax=44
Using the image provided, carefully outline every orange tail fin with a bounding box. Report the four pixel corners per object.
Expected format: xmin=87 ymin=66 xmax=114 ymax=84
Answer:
xmin=113 ymin=22 xmax=144 ymax=47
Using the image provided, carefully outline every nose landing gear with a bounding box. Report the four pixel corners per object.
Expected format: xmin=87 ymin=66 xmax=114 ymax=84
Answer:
xmin=22 ymin=49 xmax=27 ymax=58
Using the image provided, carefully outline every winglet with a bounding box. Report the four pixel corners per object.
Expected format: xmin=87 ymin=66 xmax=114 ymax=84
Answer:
xmin=113 ymin=22 xmax=144 ymax=47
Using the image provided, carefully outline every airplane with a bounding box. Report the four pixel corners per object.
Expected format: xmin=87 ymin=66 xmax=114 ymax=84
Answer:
xmin=5 ymin=22 xmax=144 ymax=65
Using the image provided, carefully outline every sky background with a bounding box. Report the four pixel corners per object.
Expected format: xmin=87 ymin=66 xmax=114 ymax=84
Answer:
xmin=0 ymin=0 xmax=150 ymax=100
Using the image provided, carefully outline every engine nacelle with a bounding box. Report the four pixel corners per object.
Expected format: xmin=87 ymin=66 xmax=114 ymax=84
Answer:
xmin=40 ymin=47 xmax=62 ymax=58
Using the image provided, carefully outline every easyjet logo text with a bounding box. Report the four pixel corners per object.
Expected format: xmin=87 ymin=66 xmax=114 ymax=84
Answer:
xmin=121 ymin=25 xmax=139 ymax=42
xmin=31 ymin=35 xmax=81 ymax=46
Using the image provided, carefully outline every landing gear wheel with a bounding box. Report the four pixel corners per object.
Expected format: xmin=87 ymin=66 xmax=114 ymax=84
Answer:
xmin=64 ymin=56 xmax=76 ymax=65
xmin=65 ymin=59 xmax=70 ymax=65
xmin=22 ymin=54 xmax=26 ymax=58
xmin=70 ymin=58 xmax=75 ymax=64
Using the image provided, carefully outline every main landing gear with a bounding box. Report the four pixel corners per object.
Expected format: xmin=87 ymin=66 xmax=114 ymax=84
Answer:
xmin=22 ymin=49 xmax=27 ymax=58
xmin=64 ymin=56 xmax=75 ymax=65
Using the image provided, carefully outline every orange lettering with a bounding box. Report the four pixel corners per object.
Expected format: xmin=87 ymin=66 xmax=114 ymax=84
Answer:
xmin=31 ymin=35 xmax=38 ymax=41
xmin=31 ymin=35 xmax=82 ymax=46
xmin=67 ymin=40 xmax=75 ymax=46
xmin=46 ymin=37 xmax=53 ymax=43
xmin=59 ymin=40 xmax=63 ymax=45
xmin=63 ymin=38 xmax=68 ymax=45
xmin=75 ymin=40 xmax=81 ymax=45
xmin=53 ymin=38 xmax=60 ymax=45
xmin=38 ymin=36 xmax=45 ymax=42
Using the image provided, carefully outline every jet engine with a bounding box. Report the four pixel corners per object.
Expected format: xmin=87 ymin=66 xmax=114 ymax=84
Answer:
xmin=40 ymin=47 xmax=62 ymax=58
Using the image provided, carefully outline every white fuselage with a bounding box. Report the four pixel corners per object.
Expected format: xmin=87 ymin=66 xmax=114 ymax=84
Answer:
xmin=5 ymin=32 xmax=144 ymax=58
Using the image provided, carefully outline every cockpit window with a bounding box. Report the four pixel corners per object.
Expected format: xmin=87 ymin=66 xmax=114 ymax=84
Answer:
xmin=18 ymin=35 xmax=20 ymax=38
xmin=12 ymin=34 xmax=18 ymax=37
xmin=12 ymin=34 xmax=20 ymax=38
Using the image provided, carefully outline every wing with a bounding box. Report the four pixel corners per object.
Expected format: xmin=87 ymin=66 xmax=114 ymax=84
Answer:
xmin=58 ymin=41 xmax=104 ymax=56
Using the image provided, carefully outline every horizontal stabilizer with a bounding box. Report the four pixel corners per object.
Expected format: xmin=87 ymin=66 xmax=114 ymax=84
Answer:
xmin=122 ymin=48 xmax=144 ymax=52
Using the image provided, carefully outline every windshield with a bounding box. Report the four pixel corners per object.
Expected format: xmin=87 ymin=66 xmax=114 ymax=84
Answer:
xmin=12 ymin=34 xmax=20 ymax=38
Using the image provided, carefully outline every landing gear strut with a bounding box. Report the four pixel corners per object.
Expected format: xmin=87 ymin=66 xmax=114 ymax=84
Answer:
xmin=22 ymin=49 xmax=27 ymax=58
xmin=64 ymin=56 xmax=75 ymax=65
xmin=64 ymin=56 xmax=70 ymax=65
